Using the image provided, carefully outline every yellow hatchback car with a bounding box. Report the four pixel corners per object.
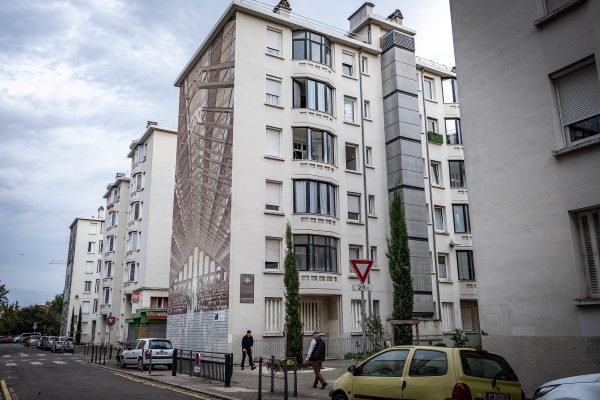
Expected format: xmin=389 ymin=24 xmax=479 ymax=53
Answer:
xmin=330 ymin=345 xmax=525 ymax=400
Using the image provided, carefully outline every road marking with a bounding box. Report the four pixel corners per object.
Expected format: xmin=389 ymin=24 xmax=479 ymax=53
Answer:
xmin=5 ymin=363 xmax=17 ymax=367
xmin=1 ymin=379 xmax=12 ymax=400
xmin=19 ymin=354 xmax=27 ymax=357
xmin=37 ymin=354 xmax=45 ymax=356
xmin=53 ymin=361 xmax=66 ymax=365
xmin=30 ymin=362 xmax=42 ymax=365
xmin=2 ymin=355 xmax=10 ymax=358
xmin=113 ymin=373 xmax=212 ymax=399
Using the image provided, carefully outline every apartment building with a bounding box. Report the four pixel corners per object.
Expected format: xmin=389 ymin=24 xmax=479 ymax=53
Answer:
xmin=167 ymin=0 xmax=440 ymax=357
xmin=450 ymin=0 xmax=600 ymax=394
xmin=417 ymin=60 xmax=480 ymax=347
xmin=119 ymin=123 xmax=177 ymax=341
xmin=60 ymin=210 xmax=104 ymax=343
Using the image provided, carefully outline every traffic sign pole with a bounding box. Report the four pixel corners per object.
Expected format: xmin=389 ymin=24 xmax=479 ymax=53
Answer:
xmin=350 ymin=260 xmax=374 ymax=359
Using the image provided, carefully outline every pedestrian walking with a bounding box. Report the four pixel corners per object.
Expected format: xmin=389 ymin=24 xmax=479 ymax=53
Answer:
xmin=305 ymin=330 xmax=327 ymax=389
xmin=241 ymin=330 xmax=256 ymax=370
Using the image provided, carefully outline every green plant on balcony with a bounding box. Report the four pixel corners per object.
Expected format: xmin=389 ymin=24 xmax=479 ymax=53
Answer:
xmin=427 ymin=131 xmax=444 ymax=144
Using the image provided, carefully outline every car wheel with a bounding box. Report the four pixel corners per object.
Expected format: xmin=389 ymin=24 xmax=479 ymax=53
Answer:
xmin=138 ymin=358 xmax=145 ymax=371
xmin=120 ymin=358 xmax=127 ymax=369
xmin=332 ymin=392 xmax=348 ymax=400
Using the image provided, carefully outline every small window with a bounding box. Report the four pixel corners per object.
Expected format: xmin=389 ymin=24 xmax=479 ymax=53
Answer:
xmin=344 ymin=97 xmax=356 ymax=122
xmin=127 ymin=231 xmax=139 ymax=251
xmin=265 ymin=297 xmax=283 ymax=333
xmin=457 ymin=250 xmax=475 ymax=281
xmin=453 ymin=204 xmax=471 ymax=233
xmin=347 ymin=193 xmax=361 ymax=221
xmin=445 ymin=119 xmax=462 ymax=145
xmin=345 ymin=144 xmax=359 ymax=171
xmin=442 ymin=78 xmax=459 ymax=103
xmin=93 ymin=299 xmax=98 ymax=313
xmin=430 ymin=162 xmax=442 ymax=187
xmin=89 ymin=223 xmax=97 ymax=234
xmin=370 ymin=246 xmax=377 ymax=268
xmin=133 ymin=144 xmax=146 ymax=164
xmin=94 ymin=279 xmax=100 ymax=293
xmin=441 ymin=303 xmax=454 ymax=332
xmin=106 ymin=236 xmax=115 ymax=252
xmin=423 ymin=77 xmax=434 ymax=101
xmin=438 ymin=253 xmax=449 ymax=280
xmin=342 ymin=51 xmax=355 ymax=76
xmin=434 ymin=206 xmax=445 ymax=232
xmin=365 ymin=146 xmax=373 ymax=167
xmin=409 ymin=350 xmax=448 ymax=376
xmin=265 ymin=238 xmax=282 ymax=270
xmin=349 ymin=245 xmax=362 ymax=272
xmin=427 ymin=118 xmax=438 ymax=133
xmin=368 ymin=195 xmax=376 ymax=216
xmin=107 ymin=211 xmax=117 ymax=228
xmin=361 ymin=350 xmax=409 ymax=377
xmin=85 ymin=261 xmax=94 ymax=274
xmin=82 ymin=301 xmax=90 ymax=314
xmin=577 ymin=209 xmax=600 ymax=297
xmin=98 ymin=241 xmax=103 ymax=253
xmin=87 ymin=241 xmax=96 ymax=253
xmin=103 ymin=288 xmax=110 ymax=304
xmin=363 ymin=100 xmax=371 ymax=119
xmin=449 ymin=160 xmax=467 ymax=188
xmin=126 ymin=262 xmax=136 ymax=282
xmin=266 ymin=27 xmax=282 ymax=57
xmin=351 ymin=300 xmax=362 ymax=332
xmin=266 ymin=76 xmax=282 ymax=106
xmin=265 ymin=181 xmax=282 ymax=212
xmin=132 ymin=173 xmax=143 ymax=192
xmin=97 ymin=260 xmax=102 ymax=274
xmin=129 ymin=202 xmax=141 ymax=222
xmin=265 ymin=127 xmax=281 ymax=157
xmin=361 ymin=56 xmax=369 ymax=74
xmin=105 ymin=261 xmax=113 ymax=278
xmin=84 ymin=281 xmax=92 ymax=293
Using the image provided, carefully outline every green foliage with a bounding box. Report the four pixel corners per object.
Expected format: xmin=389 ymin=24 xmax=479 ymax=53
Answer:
xmin=0 ymin=281 xmax=9 ymax=306
xmin=451 ymin=329 xmax=470 ymax=348
xmin=283 ymin=222 xmax=303 ymax=362
xmin=75 ymin=306 xmax=82 ymax=344
xmin=364 ymin=316 xmax=384 ymax=350
xmin=427 ymin=131 xmax=444 ymax=144
xmin=386 ymin=189 xmax=414 ymax=345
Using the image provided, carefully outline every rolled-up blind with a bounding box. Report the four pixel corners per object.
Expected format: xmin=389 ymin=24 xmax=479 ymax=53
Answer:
xmin=265 ymin=239 xmax=280 ymax=263
xmin=556 ymin=61 xmax=600 ymax=126
xmin=266 ymin=182 xmax=281 ymax=209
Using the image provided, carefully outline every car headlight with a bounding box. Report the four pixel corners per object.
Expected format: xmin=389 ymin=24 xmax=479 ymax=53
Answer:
xmin=533 ymin=384 xmax=559 ymax=399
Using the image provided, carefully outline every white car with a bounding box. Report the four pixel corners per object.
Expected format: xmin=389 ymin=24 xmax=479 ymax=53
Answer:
xmin=533 ymin=373 xmax=600 ymax=399
xmin=119 ymin=338 xmax=173 ymax=371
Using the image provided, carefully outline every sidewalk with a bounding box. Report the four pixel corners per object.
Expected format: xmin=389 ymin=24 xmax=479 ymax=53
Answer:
xmin=84 ymin=355 xmax=354 ymax=400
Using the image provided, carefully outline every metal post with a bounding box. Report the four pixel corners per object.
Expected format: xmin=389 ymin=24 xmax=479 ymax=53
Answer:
xmin=90 ymin=345 xmax=94 ymax=363
xmin=109 ymin=345 xmax=113 ymax=359
xmin=103 ymin=345 xmax=106 ymax=365
xmin=258 ymin=357 xmax=263 ymax=400
xmin=270 ymin=355 xmax=275 ymax=393
xmin=189 ymin=351 xmax=192 ymax=377
xmin=283 ymin=357 xmax=288 ymax=400
xmin=149 ymin=350 xmax=152 ymax=375
xmin=293 ymin=357 xmax=298 ymax=398
xmin=172 ymin=349 xmax=177 ymax=376
xmin=360 ymin=288 xmax=366 ymax=358
xmin=224 ymin=353 xmax=232 ymax=387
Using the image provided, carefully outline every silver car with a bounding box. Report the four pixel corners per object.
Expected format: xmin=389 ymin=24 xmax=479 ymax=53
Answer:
xmin=533 ymin=373 xmax=600 ymax=399
xmin=119 ymin=338 xmax=173 ymax=370
xmin=52 ymin=336 xmax=74 ymax=353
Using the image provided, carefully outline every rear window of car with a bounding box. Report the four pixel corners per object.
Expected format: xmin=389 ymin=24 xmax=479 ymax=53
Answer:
xmin=149 ymin=340 xmax=173 ymax=350
xmin=409 ymin=349 xmax=448 ymax=376
xmin=460 ymin=350 xmax=518 ymax=381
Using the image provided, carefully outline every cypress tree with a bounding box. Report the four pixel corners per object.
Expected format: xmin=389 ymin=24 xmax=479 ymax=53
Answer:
xmin=386 ymin=189 xmax=414 ymax=345
xmin=69 ymin=308 xmax=75 ymax=337
xmin=75 ymin=306 xmax=82 ymax=344
xmin=283 ymin=222 xmax=303 ymax=362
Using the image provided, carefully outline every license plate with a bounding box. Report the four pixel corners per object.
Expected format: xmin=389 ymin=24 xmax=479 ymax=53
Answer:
xmin=158 ymin=351 xmax=165 ymax=355
xmin=486 ymin=394 xmax=509 ymax=400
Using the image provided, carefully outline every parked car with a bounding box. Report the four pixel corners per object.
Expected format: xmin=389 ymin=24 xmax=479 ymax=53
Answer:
xmin=43 ymin=336 xmax=58 ymax=351
xmin=37 ymin=336 xmax=49 ymax=349
xmin=119 ymin=338 xmax=173 ymax=370
xmin=0 ymin=336 xmax=15 ymax=343
xmin=13 ymin=332 xmax=41 ymax=343
xmin=330 ymin=345 xmax=525 ymax=400
xmin=533 ymin=373 xmax=600 ymax=399
xmin=52 ymin=336 xmax=74 ymax=353
xmin=25 ymin=335 xmax=41 ymax=347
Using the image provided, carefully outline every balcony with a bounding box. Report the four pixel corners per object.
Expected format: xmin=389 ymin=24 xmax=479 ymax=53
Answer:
xmin=292 ymin=214 xmax=339 ymax=236
xmin=459 ymin=281 xmax=478 ymax=299
xmin=299 ymin=272 xmax=340 ymax=294
xmin=292 ymin=160 xmax=337 ymax=181
xmin=102 ymin=277 xmax=113 ymax=285
xmin=291 ymin=108 xmax=335 ymax=130
xmin=292 ymin=60 xmax=334 ymax=82
xmin=125 ymin=250 xmax=138 ymax=262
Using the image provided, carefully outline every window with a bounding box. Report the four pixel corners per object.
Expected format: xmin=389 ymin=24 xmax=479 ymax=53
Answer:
xmin=345 ymin=144 xmax=359 ymax=171
xmin=132 ymin=173 xmax=143 ymax=192
xmin=373 ymin=299 xmax=380 ymax=317
xmin=347 ymin=193 xmax=361 ymax=221
xmin=126 ymin=262 xmax=136 ymax=282
xmin=578 ymin=209 xmax=600 ymax=297
xmin=106 ymin=236 xmax=115 ymax=252
xmin=103 ymin=288 xmax=110 ymax=304
xmin=552 ymin=57 xmax=600 ymax=145
xmin=409 ymin=350 xmax=448 ymax=376
xmin=82 ymin=301 xmax=90 ymax=314
xmin=449 ymin=160 xmax=467 ymax=188
xmin=461 ymin=302 xmax=478 ymax=332
xmin=292 ymin=30 xmax=331 ymax=66
xmin=434 ymin=206 xmax=445 ymax=232
xmin=107 ymin=211 xmax=117 ymax=228
xmin=342 ymin=51 xmax=354 ymax=76
xmin=293 ymin=180 xmax=336 ymax=217
xmin=110 ymin=186 xmax=120 ymax=203
xmin=452 ymin=204 xmax=471 ymax=233
xmin=89 ymin=222 xmax=97 ymax=234
xmin=266 ymin=27 xmax=282 ymax=56
xmin=133 ymin=144 xmax=146 ymax=164
xmin=265 ymin=238 xmax=282 ymax=270
xmin=94 ymin=279 xmax=100 ymax=293
xmin=442 ymin=78 xmax=459 ymax=103
xmin=85 ymin=261 xmax=94 ymax=274
xmin=300 ymin=300 xmax=321 ymax=333
xmin=294 ymin=234 xmax=338 ymax=273
xmin=427 ymin=118 xmax=438 ymax=133
xmin=265 ymin=127 xmax=281 ymax=157
xmin=459 ymin=350 xmax=519 ymax=381
xmin=445 ymin=118 xmax=462 ymax=145
xmin=150 ymin=297 xmax=169 ymax=308
xmin=96 ymin=260 xmax=101 ymax=273
xmin=129 ymin=202 xmax=141 ymax=222
xmin=98 ymin=241 xmax=103 ymax=253
xmin=365 ymin=146 xmax=373 ymax=167
xmin=292 ymin=78 xmax=333 ymax=114
xmin=361 ymin=56 xmax=368 ymax=74
xmin=105 ymin=261 xmax=113 ymax=278
xmin=441 ymin=302 xmax=454 ymax=332
xmin=361 ymin=350 xmax=409 ymax=377
xmin=430 ymin=162 xmax=442 ymax=186
xmin=438 ymin=253 xmax=449 ymax=280
xmin=370 ymin=246 xmax=377 ymax=268
xmin=351 ymin=300 xmax=363 ymax=332
xmin=292 ymin=128 xmax=335 ymax=165
xmin=344 ymin=97 xmax=356 ymax=122
xmin=349 ymin=245 xmax=362 ymax=273
xmin=82 ymin=322 xmax=88 ymax=332
xmin=93 ymin=299 xmax=98 ymax=313
xmin=363 ymin=100 xmax=371 ymax=119
xmin=265 ymin=181 xmax=282 ymax=212
xmin=457 ymin=250 xmax=475 ymax=281
xmin=84 ymin=281 xmax=92 ymax=293
xmin=423 ymin=77 xmax=434 ymax=100
xmin=368 ymin=195 xmax=376 ymax=216
xmin=266 ymin=76 xmax=282 ymax=106
xmin=265 ymin=298 xmax=283 ymax=333
xmin=127 ymin=231 xmax=139 ymax=251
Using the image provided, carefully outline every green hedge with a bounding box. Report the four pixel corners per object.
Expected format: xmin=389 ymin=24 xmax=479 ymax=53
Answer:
xmin=427 ymin=131 xmax=444 ymax=144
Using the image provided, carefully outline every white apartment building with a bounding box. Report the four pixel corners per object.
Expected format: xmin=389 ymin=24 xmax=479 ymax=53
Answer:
xmin=167 ymin=0 xmax=441 ymax=358
xmin=417 ymin=60 xmax=480 ymax=346
xmin=450 ymin=0 xmax=600 ymax=394
xmin=119 ymin=123 xmax=177 ymax=341
xmin=96 ymin=174 xmax=130 ymax=345
xmin=60 ymin=211 xmax=104 ymax=343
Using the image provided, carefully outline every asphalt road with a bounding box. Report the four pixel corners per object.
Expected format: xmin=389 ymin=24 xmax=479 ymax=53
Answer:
xmin=0 ymin=344 xmax=216 ymax=400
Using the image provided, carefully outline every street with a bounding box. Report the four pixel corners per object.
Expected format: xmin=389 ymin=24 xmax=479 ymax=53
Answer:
xmin=0 ymin=344 xmax=217 ymax=400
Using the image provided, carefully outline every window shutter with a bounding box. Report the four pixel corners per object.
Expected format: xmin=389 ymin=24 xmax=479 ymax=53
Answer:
xmin=266 ymin=29 xmax=281 ymax=53
xmin=342 ymin=52 xmax=354 ymax=66
xmin=266 ymin=182 xmax=281 ymax=210
xmin=579 ymin=210 xmax=600 ymax=296
xmin=348 ymin=194 xmax=360 ymax=214
xmin=265 ymin=128 xmax=280 ymax=156
xmin=265 ymin=239 xmax=280 ymax=263
xmin=441 ymin=302 xmax=454 ymax=331
xmin=266 ymin=78 xmax=281 ymax=96
xmin=556 ymin=61 xmax=600 ymax=126
xmin=460 ymin=305 xmax=474 ymax=332
xmin=293 ymin=80 xmax=301 ymax=107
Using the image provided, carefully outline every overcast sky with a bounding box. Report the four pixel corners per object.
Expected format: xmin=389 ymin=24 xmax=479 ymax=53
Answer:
xmin=0 ymin=0 xmax=454 ymax=307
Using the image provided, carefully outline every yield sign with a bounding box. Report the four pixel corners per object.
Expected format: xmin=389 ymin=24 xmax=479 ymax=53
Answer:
xmin=350 ymin=259 xmax=374 ymax=284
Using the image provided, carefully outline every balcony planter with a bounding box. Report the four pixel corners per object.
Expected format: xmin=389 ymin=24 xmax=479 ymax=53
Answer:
xmin=427 ymin=131 xmax=444 ymax=144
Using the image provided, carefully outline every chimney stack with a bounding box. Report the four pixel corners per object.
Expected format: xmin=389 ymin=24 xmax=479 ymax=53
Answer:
xmin=273 ymin=0 xmax=291 ymax=17
xmin=146 ymin=120 xmax=158 ymax=128
xmin=97 ymin=206 xmax=105 ymax=220
xmin=387 ymin=9 xmax=404 ymax=25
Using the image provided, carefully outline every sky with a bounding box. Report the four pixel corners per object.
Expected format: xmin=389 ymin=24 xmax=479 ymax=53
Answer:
xmin=0 ymin=0 xmax=454 ymax=306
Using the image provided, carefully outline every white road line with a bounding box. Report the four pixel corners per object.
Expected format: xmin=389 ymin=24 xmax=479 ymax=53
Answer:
xmin=37 ymin=354 xmax=45 ymax=356
xmin=19 ymin=354 xmax=27 ymax=357
xmin=6 ymin=363 xmax=16 ymax=367
xmin=53 ymin=361 xmax=66 ymax=365
xmin=30 ymin=362 xmax=42 ymax=365
xmin=2 ymin=356 xmax=10 ymax=358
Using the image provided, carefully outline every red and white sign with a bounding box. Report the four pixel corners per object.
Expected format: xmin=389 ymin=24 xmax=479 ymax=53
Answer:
xmin=131 ymin=292 xmax=140 ymax=303
xmin=106 ymin=314 xmax=116 ymax=326
xmin=350 ymin=259 xmax=374 ymax=284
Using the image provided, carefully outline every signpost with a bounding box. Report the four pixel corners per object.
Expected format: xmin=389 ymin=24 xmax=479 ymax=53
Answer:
xmin=106 ymin=313 xmax=116 ymax=345
xmin=350 ymin=259 xmax=374 ymax=358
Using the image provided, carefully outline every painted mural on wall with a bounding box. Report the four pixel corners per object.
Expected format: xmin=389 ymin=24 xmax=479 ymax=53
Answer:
xmin=168 ymin=19 xmax=235 ymax=318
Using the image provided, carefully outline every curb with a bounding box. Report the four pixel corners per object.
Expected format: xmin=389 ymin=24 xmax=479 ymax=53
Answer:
xmin=83 ymin=361 xmax=243 ymax=400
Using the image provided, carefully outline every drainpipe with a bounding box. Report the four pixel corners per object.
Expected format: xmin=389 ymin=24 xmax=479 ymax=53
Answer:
xmin=419 ymin=66 xmax=443 ymax=322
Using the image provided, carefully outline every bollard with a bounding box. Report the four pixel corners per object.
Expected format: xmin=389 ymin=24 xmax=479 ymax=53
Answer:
xmin=224 ymin=353 xmax=232 ymax=387
xmin=284 ymin=357 xmax=288 ymax=400
xmin=103 ymin=345 xmax=107 ymax=365
xmin=148 ymin=350 xmax=152 ymax=375
xmin=270 ymin=355 xmax=275 ymax=393
xmin=293 ymin=357 xmax=298 ymax=398
xmin=258 ymin=357 xmax=263 ymax=400
xmin=172 ymin=349 xmax=177 ymax=376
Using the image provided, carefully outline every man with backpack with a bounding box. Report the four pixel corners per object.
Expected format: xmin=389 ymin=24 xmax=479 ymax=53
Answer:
xmin=305 ymin=330 xmax=327 ymax=389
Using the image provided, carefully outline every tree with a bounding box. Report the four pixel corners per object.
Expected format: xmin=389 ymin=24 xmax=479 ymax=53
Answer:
xmin=364 ymin=315 xmax=384 ymax=351
xmin=386 ymin=189 xmax=414 ymax=345
xmin=69 ymin=308 xmax=75 ymax=337
xmin=283 ymin=222 xmax=303 ymax=362
xmin=0 ymin=281 xmax=9 ymax=306
xmin=75 ymin=306 xmax=82 ymax=344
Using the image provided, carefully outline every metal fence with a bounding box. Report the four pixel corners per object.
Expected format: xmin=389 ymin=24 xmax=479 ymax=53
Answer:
xmin=253 ymin=337 xmax=379 ymax=360
xmin=173 ymin=349 xmax=233 ymax=387
xmin=84 ymin=343 xmax=114 ymax=365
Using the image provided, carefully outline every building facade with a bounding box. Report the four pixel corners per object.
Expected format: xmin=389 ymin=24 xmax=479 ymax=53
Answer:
xmin=60 ymin=212 xmax=104 ymax=343
xmin=450 ymin=0 xmax=600 ymax=394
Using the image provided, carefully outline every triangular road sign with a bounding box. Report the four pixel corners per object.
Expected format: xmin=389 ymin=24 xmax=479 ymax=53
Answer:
xmin=350 ymin=259 xmax=374 ymax=284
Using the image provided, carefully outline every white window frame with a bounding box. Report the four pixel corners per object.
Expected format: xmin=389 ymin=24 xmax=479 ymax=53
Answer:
xmin=106 ymin=235 xmax=115 ymax=252
xmin=126 ymin=261 xmax=136 ymax=282
xmin=265 ymin=180 xmax=282 ymax=212
xmin=441 ymin=302 xmax=454 ymax=332
xmin=132 ymin=173 xmax=143 ymax=192
xmin=423 ymin=77 xmax=434 ymax=101
xmin=434 ymin=206 xmax=446 ymax=233
xmin=103 ymin=288 xmax=110 ymax=304
xmin=87 ymin=241 xmax=96 ymax=253
xmin=351 ymin=299 xmax=363 ymax=332
xmin=363 ymin=100 xmax=371 ymax=119
xmin=94 ymin=279 xmax=100 ymax=293
xmin=365 ymin=146 xmax=373 ymax=167
xmin=129 ymin=202 xmax=141 ymax=222
xmin=368 ymin=195 xmax=376 ymax=216
xmin=133 ymin=144 xmax=146 ymax=164
xmin=89 ymin=222 xmax=97 ymax=234
xmin=427 ymin=117 xmax=438 ymax=133
xmin=265 ymin=237 xmax=282 ymax=271
xmin=105 ymin=261 xmax=113 ymax=278
xmin=82 ymin=301 xmax=90 ymax=314
xmin=349 ymin=244 xmax=363 ymax=273
xmin=345 ymin=143 xmax=359 ymax=172
xmin=265 ymin=126 xmax=282 ymax=158
xmin=361 ymin=56 xmax=369 ymax=75
xmin=437 ymin=253 xmax=449 ymax=280
xmin=344 ymin=97 xmax=356 ymax=123
xmin=342 ymin=51 xmax=355 ymax=77
xmin=266 ymin=27 xmax=282 ymax=57
xmin=430 ymin=162 xmax=442 ymax=187
xmin=265 ymin=297 xmax=283 ymax=334
xmin=300 ymin=300 xmax=322 ymax=334
xmin=266 ymin=76 xmax=282 ymax=107
xmin=84 ymin=281 xmax=92 ymax=293
xmin=85 ymin=261 xmax=94 ymax=274
xmin=93 ymin=299 xmax=98 ymax=313
xmin=127 ymin=231 xmax=139 ymax=252
xmin=370 ymin=246 xmax=378 ymax=269
xmin=347 ymin=193 xmax=361 ymax=222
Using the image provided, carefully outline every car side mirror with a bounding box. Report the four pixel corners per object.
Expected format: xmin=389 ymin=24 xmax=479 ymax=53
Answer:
xmin=348 ymin=365 xmax=358 ymax=376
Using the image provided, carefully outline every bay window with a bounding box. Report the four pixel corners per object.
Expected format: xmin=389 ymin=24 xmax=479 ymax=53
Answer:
xmin=294 ymin=234 xmax=338 ymax=273
xmin=293 ymin=180 xmax=336 ymax=217
xmin=292 ymin=31 xmax=331 ymax=67
xmin=292 ymin=127 xmax=335 ymax=165
xmin=292 ymin=78 xmax=333 ymax=114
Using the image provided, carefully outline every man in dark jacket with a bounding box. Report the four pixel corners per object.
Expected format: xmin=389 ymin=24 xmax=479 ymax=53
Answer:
xmin=241 ymin=330 xmax=255 ymax=370
xmin=305 ymin=330 xmax=327 ymax=389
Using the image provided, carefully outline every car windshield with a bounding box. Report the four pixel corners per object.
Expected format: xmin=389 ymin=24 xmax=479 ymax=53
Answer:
xmin=149 ymin=340 xmax=173 ymax=350
xmin=460 ymin=350 xmax=518 ymax=381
